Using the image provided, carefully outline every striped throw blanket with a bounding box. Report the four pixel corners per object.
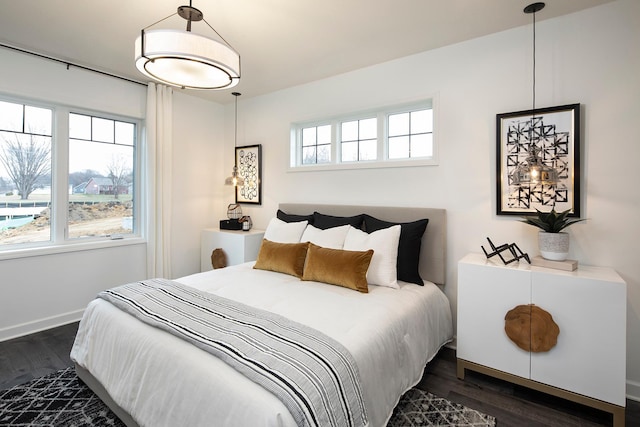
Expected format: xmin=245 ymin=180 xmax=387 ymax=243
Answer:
xmin=98 ymin=279 xmax=368 ymax=427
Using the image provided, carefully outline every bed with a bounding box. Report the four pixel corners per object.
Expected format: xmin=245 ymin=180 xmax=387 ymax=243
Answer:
xmin=71 ymin=204 xmax=452 ymax=427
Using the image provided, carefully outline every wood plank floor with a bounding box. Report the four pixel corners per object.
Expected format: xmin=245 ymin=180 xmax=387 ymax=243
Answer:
xmin=1 ymin=322 xmax=639 ymax=426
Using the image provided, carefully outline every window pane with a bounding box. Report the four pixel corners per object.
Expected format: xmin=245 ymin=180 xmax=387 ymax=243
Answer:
xmin=92 ymin=117 xmax=114 ymax=143
xmin=24 ymin=106 xmax=52 ymax=135
xmin=317 ymin=144 xmax=331 ymax=163
xmin=317 ymin=125 xmax=331 ymax=145
xmin=411 ymin=134 xmax=433 ymax=157
xmin=359 ymin=139 xmax=377 ymax=161
xmin=388 ymin=135 xmax=409 ymax=159
xmin=115 ymin=121 xmax=135 ymax=146
xmin=302 ymin=127 xmax=316 ymax=146
xmin=0 ymin=120 xmax=52 ymax=246
xmin=68 ymin=116 xmax=135 ymax=239
xmin=389 ymin=112 xmax=409 ymax=137
xmin=69 ymin=113 xmax=91 ymax=140
xmin=302 ymin=146 xmax=317 ymax=164
xmin=341 ymin=121 xmax=358 ymax=142
xmin=359 ymin=118 xmax=377 ymax=140
xmin=341 ymin=141 xmax=358 ymax=162
xmin=411 ymin=109 xmax=432 ymax=134
xmin=0 ymin=101 xmax=23 ymax=132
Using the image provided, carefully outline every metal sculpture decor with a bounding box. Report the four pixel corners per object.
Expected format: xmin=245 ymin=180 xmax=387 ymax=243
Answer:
xmin=481 ymin=237 xmax=530 ymax=265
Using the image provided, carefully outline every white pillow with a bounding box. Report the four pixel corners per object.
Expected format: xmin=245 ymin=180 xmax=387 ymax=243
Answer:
xmin=263 ymin=217 xmax=308 ymax=243
xmin=300 ymin=224 xmax=350 ymax=249
xmin=343 ymin=225 xmax=401 ymax=289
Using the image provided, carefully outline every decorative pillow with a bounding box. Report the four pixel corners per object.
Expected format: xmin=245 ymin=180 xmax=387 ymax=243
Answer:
xmin=312 ymin=212 xmax=365 ymax=230
xmin=253 ymin=239 xmax=309 ymax=278
xmin=276 ymin=209 xmax=314 ymax=225
xmin=300 ymin=224 xmax=350 ymax=249
xmin=263 ymin=217 xmax=308 ymax=243
xmin=363 ymin=215 xmax=429 ymax=285
xmin=343 ymin=225 xmax=401 ymax=289
xmin=301 ymin=243 xmax=373 ymax=293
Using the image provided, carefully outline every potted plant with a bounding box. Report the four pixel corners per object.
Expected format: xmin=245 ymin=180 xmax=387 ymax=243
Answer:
xmin=521 ymin=209 xmax=585 ymax=261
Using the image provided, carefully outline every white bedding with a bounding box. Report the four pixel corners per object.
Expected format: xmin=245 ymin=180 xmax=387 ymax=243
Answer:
xmin=71 ymin=262 xmax=452 ymax=427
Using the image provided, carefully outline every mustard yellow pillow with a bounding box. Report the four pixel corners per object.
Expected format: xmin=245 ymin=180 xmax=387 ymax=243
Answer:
xmin=253 ymin=239 xmax=309 ymax=278
xmin=301 ymin=243 xmax=373 ymax=293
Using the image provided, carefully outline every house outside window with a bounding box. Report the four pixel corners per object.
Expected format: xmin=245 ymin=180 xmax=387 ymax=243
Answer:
xmin=0 ymin=96 xmax=140 ymax=250
xmin=290 ymin=99 xmax=436 ymax=170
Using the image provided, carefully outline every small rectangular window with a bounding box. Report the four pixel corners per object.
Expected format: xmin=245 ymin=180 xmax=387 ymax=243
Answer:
xmin=388 ymin=109 xmax=433 ymax=159
xmin=340 ymin=118 xmax=377 ymax=162
xmin=302 ymin=124 xmax=331 ymax=165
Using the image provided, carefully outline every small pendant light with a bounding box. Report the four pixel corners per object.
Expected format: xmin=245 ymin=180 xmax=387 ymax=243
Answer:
xmin=225 ymin=92 xmax=245 ymax=186
xmin=510 ymin=2 xmax=560 ymax=187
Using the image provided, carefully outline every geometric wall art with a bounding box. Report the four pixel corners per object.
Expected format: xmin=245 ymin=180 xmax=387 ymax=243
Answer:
xmin=235 ymin=144 xmax=262 ymax=205
xmin=496 ymin=104 xmax=580 ymax=216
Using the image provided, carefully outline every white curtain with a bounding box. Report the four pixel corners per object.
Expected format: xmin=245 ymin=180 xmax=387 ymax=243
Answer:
xmin=145 ymin=82 xmax=173 ymax=279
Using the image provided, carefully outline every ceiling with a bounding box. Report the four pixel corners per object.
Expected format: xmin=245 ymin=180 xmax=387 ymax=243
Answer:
xmin=0 ymin=0 xmax=613 ymax=104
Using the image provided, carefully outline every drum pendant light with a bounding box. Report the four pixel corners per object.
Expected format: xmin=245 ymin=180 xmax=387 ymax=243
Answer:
xmin=135 ymin=1 xmax=240 ymax=90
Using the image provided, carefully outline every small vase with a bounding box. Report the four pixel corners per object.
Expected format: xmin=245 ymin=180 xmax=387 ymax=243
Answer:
xmin=538 ymin=231 xmax=570 ymax=261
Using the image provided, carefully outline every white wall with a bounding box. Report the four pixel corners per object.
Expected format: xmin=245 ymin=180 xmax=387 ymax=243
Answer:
xmin=169 ymin=92 xmax=226 ymax=279
xmin=0 ymin=48 xmax=148 ymax=340
xmin=223 ymin=0 xmax=640 ymax=399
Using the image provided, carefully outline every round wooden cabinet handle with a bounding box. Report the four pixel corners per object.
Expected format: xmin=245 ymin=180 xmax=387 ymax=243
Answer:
xmin=504 ymin=304 xmax=559 ymax=352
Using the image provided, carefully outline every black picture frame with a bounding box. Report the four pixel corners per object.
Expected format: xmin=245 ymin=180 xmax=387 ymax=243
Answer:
xmin=235 ymin=144 xmax=262 ymax=205
xmin=496 ymin=104 xmax=580 ymax=217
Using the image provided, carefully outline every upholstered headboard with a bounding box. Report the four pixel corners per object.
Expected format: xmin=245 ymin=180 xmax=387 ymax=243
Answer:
xmin=278 ymin=204 xmax=447 ymax=286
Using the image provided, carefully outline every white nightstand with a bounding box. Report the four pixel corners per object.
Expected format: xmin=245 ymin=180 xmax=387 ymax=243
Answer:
xmin=457 ymin=253 xmax=627 ymax=426
xmin=200 ymin=228 xmax=265 ymax=271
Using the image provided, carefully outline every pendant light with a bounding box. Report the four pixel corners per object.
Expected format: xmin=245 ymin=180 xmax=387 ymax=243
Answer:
xmin=225 ymin=92 xmax=245 ymax=186
xmin=135 ymin=1 xmax=240 ymax=90
xmin=510 ymin=2 xmax=560 ymax=187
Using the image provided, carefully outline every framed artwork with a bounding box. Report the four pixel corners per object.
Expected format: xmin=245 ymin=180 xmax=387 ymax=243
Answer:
xmin=496 ymin=104 xmax=580 ymax=217
xmin=235 ymin=144 xmax=262 ymax=205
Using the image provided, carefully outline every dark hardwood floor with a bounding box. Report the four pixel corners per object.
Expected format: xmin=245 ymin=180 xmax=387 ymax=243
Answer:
xmin=417 ymin=348 xmax=640 ymax=427
xmin=0 ymin=322 xmax=78 ymax=390
xmin=1 ymin=323 xmax=639 ymax=426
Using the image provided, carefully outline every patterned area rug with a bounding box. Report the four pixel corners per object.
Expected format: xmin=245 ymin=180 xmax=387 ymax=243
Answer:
xmin=387 ymin=388 xmax=496 ymax=426
xmin=0 ymin=368 xmax=495 ymax=426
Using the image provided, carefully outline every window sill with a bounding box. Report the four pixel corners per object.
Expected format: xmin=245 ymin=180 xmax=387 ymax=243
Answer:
xmin=0 ymin=236 xmax=147 ymax=261
xmin=288 ymin=157 xmax=439 ymax=173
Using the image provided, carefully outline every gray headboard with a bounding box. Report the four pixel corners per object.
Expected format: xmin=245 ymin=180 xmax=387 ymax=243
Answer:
xmin=278 ymin=203 xmax=447 ymax=286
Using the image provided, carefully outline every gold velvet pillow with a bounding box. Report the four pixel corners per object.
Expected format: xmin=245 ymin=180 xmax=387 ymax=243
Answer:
xmin=253 ymin=239 xmax=309 ymax=278
xmin=301 ymin=243 xmax=373 ymax=293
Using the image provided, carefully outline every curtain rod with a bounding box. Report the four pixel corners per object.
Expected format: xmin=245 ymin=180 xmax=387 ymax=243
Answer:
xmin=0 ymin=42 xmax=148 ymax=87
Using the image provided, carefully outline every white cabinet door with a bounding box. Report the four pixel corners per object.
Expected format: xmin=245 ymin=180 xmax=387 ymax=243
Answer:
xmin=457 ymin=256 xmax=530 ymax=379
xmin=531 ymin=267 xmax=627 ymax=406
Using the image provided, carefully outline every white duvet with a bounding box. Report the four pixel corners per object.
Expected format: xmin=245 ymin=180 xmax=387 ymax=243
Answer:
xmin=71 ymin=262 xmax=452 ymax=427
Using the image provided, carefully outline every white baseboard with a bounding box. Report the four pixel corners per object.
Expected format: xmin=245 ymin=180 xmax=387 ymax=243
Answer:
xmin=0 ymin=309 xmax=84 ymax=342
xmin=627 ymin=379 xmax=640 ymax=403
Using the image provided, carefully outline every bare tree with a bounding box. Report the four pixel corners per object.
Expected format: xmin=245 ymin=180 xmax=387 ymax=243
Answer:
xmin=0 ymin=133 xmax=51 ymax=200
xmin=106 ymin=155 xmax=132 ymax=200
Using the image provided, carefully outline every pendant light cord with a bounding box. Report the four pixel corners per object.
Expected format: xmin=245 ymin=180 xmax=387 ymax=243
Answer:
xmin=532 ymin=9 xmax=537 ymax=119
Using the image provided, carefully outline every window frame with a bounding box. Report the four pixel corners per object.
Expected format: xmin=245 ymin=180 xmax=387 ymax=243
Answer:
xmin=289 ymin=98 xmax=438 ymax=171
xmin=0 ymin=94 xmax=144 ymax=259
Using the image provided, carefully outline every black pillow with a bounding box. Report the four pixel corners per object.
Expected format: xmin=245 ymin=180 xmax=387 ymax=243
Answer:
xmin=363 ymin=215 xmax=429 ymax=285
xmin=312 ymin=212 xmax=365 ymax=230
xmin=277 ymin=209 xmax=314 ymax=224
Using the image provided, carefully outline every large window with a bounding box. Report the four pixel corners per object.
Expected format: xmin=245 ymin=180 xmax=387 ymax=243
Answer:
xmin=291 ymin=99 xmax=435 ymax=169
xmin=0 ymin=97 xmax=140 ymax=250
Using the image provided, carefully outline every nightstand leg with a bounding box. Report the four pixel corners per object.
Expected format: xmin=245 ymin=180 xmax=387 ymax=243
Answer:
xmin=456 ymin=359 xmax=466 ymax=380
